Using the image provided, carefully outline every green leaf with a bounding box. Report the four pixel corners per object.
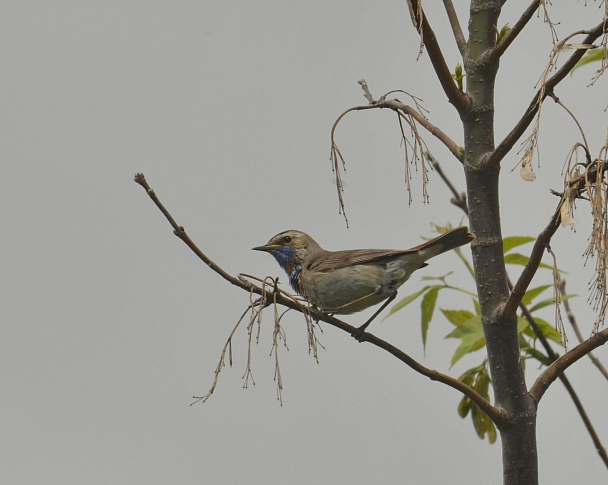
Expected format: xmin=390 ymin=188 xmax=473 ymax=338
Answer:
xmin=518 ymin=314 xmax=564 ymax=349
xmin=458 ymin=396 xmax=471 ymax=418
xmin=522 ymin=346 xmax=552 ymax=365
xmin=474 ymin=369 xmax=491 ymax=397
xmin=453 ymin=63 xmax=465 ymax=91
xmin=444 ymin=312 xmax=482 ymax=340
xmin=528 ymin=294 xmax=577 ymax=313
xmin=458 ymin=369 xmax=477 ymax=386
xmin=456 ymin=366 xmax=482 ymax=419
xmin=572 ymin=48 xmax=607 ymax=73
xmin=495 ymin=23 xmax=511 ymax=45
xmin=421 ymin=272 xmax=453 ymax=282
xmin=503 ymin=236 xmax=535 ymax=254
xmin=473 ymin=298 xmax=480 ymax=315
xmin=421 ymin=286 xmax=440 ymax=349
xmin=529 ymin=317 xmax=564 ymax=346
xmin=450 ymin=332 xmax=486 ymax=367
xmin=487 ymin=422 xmax=497 ymax=444
xmin=469 ymin=368 xmax=497 ymax=443
xmin=384 ymin=285 xmax=431 ymax=319
xmin=517 ymin=316 xmax=529 ymax=334
xmin=472 ymin=402 xmax=496 ymax=443
xmin=504 ymin=252 xmax=554 ymax=270
xmin=441 ymin=309 xmax=476 ymax=327
xmin=521 ymin=285 xmax=551 ymax=306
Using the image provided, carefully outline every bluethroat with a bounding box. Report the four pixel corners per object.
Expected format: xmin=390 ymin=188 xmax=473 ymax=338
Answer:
xmin=253 ymin=226 xmax=474 ymax=334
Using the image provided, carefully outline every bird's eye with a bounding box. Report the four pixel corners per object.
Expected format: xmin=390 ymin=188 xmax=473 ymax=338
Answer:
xmin=282 ymin=235 xmax=293 ymax=244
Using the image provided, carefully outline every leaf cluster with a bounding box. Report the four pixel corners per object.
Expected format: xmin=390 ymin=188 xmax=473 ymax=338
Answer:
xmin=386 ymin=234 xmax=574 ymax=442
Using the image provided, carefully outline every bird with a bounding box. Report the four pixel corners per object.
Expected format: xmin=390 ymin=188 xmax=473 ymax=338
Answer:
xmin=253 ymin=226 xmax=474 ymax=335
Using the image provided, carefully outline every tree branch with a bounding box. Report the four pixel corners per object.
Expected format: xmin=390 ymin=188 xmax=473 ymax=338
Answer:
xmin=351 ymin=330 xmax=504 ymax=424
xmin=442 ymin=0 xmax=467 ymax=56
xmin=561 ymin=280 xmax=608 ymax=382
xmin=134 ymin=173 xmax=500 ymax=422
xmin=502 ymin=200 xmax=562 ymax=320
xmin=332 ymin=99 xmax=463 ymax=161
xmin=330 ymin=93 xmax=464 ymax=224
xmin=503 ymin=159 xmax=608 ymax=319
xmin=427 ymin=153 xmax=468 ymax=212
xmin=488 ymin=0 xmax=541 ymax=63
xmin=556 ymin=354 xmax=608 ymax=469
xmin=530 ymin=328 xmax=608 ymax=403
xmin=407 ymin=0 xmax=468 ymax=111
xmin=487 ymin=21 xmax=607 ymax=168
xmin=431 ymin=158 xmax=608 ymax=467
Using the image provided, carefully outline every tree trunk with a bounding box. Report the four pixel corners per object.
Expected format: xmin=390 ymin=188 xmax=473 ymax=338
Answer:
xmin=464 ymin=1 xmax=539 ymax=483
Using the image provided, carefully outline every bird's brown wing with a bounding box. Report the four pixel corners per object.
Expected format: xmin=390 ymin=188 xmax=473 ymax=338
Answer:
xmin=306 ymin=227 xmax=473 ymax=273
xmin=308 ymin=248 xmax=418 ymax=272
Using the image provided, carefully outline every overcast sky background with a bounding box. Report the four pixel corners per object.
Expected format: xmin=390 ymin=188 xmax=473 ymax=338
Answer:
xmin=2 ymin=2 xmax=608 ymax=484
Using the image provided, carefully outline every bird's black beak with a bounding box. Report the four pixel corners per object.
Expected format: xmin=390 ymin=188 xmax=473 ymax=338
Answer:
xmin=252 ymin=245 xmax=273 ymax=252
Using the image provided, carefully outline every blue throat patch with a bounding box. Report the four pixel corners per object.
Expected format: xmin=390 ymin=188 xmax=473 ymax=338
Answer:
xmin=272 ymin=247 xmax=297 ymax=270
xmin=271 ymin=247 xmax=301 ymax=292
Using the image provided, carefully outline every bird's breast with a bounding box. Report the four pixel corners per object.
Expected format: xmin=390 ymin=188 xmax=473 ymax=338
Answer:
xmin=285 ymin=262 xmax=302 ymax=294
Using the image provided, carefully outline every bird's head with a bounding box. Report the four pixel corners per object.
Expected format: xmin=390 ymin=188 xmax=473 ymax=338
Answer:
xmin=253 ymin=230 xmax=319 ymax=272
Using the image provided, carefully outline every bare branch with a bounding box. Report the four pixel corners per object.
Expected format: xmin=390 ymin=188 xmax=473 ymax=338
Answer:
xmin=358 ymin=78 xmax=374 ymax=103
xmin=406 ymin=0 xmax=468 ymax=112
xmin=329 ymin=91 xmax=463 ymax=225
xmin=530 ymin=328 xmax=608 ymax=403
xmin=502 ymin=199 xmax=562 ymax=320
xmin=331 ymin=97 xmax=462 ymax=166
xmin=355 ymin=330 xmax=505 ymax=425
xmin=561 ymin=280 xmax=608 ymax=382
xmin=560 ymin=375 xmax=608 ymax=469
xmin=135 ymin=172 xmax=500 ymax=420
xmin=190 ymin=303 xmax=251 ymax=405
xmin=547 ymin=92 xmax=591 ymax=156
xmin=503 ymin=159 xmax=608 ymax=319
xmin=488 ymin=1 xmax=541 ymax=63
xmin=442 ymin=0 xmax=467 ymax=56
xmin=426 ymin=152 xmax=468 ymax=213
xmin=488 ymin=21 xmax=607 ymax=168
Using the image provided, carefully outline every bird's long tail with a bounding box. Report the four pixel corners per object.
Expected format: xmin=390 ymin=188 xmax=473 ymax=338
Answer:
xmin=416 ymin=226 xmax=475 ymax=260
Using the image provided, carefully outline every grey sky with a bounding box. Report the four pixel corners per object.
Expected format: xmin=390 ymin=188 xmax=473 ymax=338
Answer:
xmin=2 ymin=2 xmax=607 ymax=484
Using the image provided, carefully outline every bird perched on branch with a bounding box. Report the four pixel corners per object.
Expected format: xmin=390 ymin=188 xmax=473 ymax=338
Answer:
xmin=253 ymin=226 xmax=474 ymax=335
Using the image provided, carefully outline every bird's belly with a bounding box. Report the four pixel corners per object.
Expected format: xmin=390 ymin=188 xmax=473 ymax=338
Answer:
xmin=303 ymin=265 xmax=398 ymax=314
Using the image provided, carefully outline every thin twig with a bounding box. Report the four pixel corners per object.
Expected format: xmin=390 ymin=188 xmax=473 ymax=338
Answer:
xmin=331 ymin=99 xmax=462 ymax=163
xmin=531 ymin=328 xmax=608 ymax=402
xmin=558 ymin=371 xmax=608 ymax=469
xmin=503 ymin=200 xmax=566 ymax=320
xmin=330 ymin=95 xmax=462 ymax=225
xmin=560 ymin=280 xmax=608 ymax=381
xmin=547 ymin=92 xmax=591 ymax=156
xmin=407 ymin=0 xmax=468 ymax=111
xmin=442 ymin=0 xmax=467 ymax=56
xmin=488 ymin=0 xmax=541 ymax=63
xmin=488 ymin=21 xmax=606 ymax=168
xmin=426 ymin=152 xmax=467 ymax=212
xmin=504 ymin=160 xmax=608 ymax=319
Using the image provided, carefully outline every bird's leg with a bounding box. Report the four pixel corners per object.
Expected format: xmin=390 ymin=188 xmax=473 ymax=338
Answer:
xmin=352 ymin=293 xmax=397 ymax=341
